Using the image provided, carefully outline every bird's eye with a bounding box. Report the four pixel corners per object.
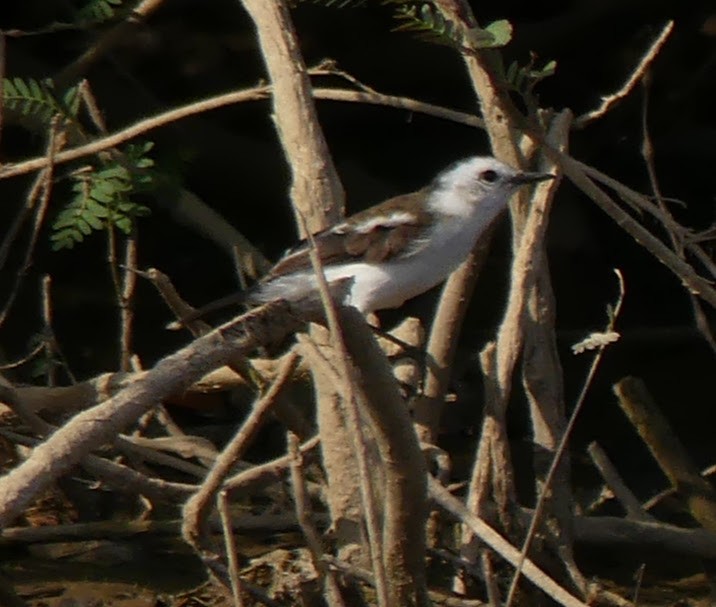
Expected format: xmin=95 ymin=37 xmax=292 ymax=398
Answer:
xmin=479 ymin=169 xmax=499 ymax=183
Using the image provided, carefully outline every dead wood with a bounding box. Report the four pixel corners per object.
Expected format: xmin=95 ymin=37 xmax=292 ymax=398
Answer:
xmin=0 ymin=299 xmax=306 ymax=528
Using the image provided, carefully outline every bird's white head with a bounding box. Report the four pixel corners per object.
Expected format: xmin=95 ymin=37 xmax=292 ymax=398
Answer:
xmin=428 ymin=156 xmax=553 ymax=217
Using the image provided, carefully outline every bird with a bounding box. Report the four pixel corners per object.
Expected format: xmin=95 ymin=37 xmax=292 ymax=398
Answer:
xmin=175 ymin=156 xmax=553 ymax=325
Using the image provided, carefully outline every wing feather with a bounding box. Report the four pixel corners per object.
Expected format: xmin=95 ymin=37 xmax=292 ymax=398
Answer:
xmin=265 ymin=190 xmax=433 ymax=281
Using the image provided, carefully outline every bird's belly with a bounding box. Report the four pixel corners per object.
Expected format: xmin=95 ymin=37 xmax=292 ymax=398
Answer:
xmin=333 ymin=253 xmax=463 ymax=311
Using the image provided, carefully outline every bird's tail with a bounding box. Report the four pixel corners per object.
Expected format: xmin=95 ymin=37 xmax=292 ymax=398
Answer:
xmin=166 ymin=290 xmax=250 ymax=330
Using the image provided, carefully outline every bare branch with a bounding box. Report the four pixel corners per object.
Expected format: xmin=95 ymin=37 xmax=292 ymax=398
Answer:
xmin=575 ymin=21 xmax=675 ymax=127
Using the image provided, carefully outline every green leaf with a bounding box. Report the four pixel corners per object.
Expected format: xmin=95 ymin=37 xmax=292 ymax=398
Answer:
xmin=85 ymin=198 xmax=110 ymax=218
xmin=77 ymin=218 xmax=93 ymax=235
xmin=89 ymin=186 xmax=115 ymax=204
xmin=53 ymin=209 xmax=82 ymax=229
xmin=51 ymin=227 xmax=83 ymax=250
xmin=538 ymin=60 xmax=557 ymax=77
xmin=83 ymin=211 xmax=105 ymax=230
xmin=114 ymin=216 xmax=133 ymax=234
xmin=483 ymin=19 xmax=512 ymax=48
xmin=96 ymin=165 xmax=130 ymax=180
xmin=13 ymin=77 xmax=30 ymax=98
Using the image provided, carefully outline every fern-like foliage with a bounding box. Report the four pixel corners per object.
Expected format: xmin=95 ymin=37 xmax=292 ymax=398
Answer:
xmin=76 ymin=0 xmax=124 ymax=23
xmin=505 ymin=56 xmax=557 ymax=96
xmin=3 ymin=77 xmax=80 ymax=125
xmin=391 ymin=3 xmax=512 ymax=49
xmin=300 ymin=1 xmax=512 ymax=49
xmin=51 ymin=142 xmax=155 ymax=250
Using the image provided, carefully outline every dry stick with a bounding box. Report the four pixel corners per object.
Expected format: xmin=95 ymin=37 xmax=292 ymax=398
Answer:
xmin=181 ymin=349 xmax=300 ymax=546
xmin=119 ymin=234 xmax=139 ymax=371
xmin=519 ymin=113 xmax=585 ymax=594
xmin=0 ymin=342 xmax=44 ymax=371
xmin=504 ymin=270 xmax=626 ymax=607
xmin=239 ymin=2 xmax=388 ymax=604
xmin=295 ymin=239 xmax=429 ymax=606
xmin=299 ymin=223 xmax=391 ymax=607
xmin=430 ymin=2 xmax=562 ymax=598
xmin=77 ymin=80 xmax=141 ymax=370
xmin=574 ymin=20 xmax=674 ymax=128
xmin=40 ymin=277 xmax=77 ymax=387
xmin=412 ymin=238 xmax=492 ymax=444
xmin=429 ymin=477 xmax=589 ymax=607
xmin=40 ymin=276 xmax=57 ymax=387
xmin=0 ymin=512 xmax=310 ymax=545
xmin=0 ymin=85 xmax=479 ymax=182
xmin=239 ymin=0 xmax=344 ymax=233
xmin=632 ymin=564 xmax=646 ymax=607
xmin=413 ymin=0 xmax=535 ymax=515
xmin=115 ymin=436 xmax=209 ymax=479
xmin=639 ymin=74 xmax=716 ymax=353
xmin=218 ymin=489 xmax=246 ymax=607
xmin=0 ymin=119 xmax=60 ymax=327
xmin=148 ymin=265 xmax=314 ymax=437
xmin=337 ymin=308 xmax=431 ymax=607
xmin=312 ymin=87 xmax=483 ymax=129
xmin=570 ymin=159 xmax=716 ymax=282
xmin=460 ymin=121 xmax=565 ymax=592
xmin=0 ymin=299 xmax=302 ymax=527
xmin=644 ymin=455 xmax=716 ymax=511
xmin=550 ymin=150 xmax=716 ymax=309
xmin=587 ymin=442 xmax=656 ymax=522
xmin=0 ymin=31 xmax=5 ymax=149
xmin=287 ymin=432 xmax=347 ymax=607
xmin=0 ymin=429 xmax=198 ymax=502
xmin=224 ymin=434 xmax=320 ymax=494
xmin=0 ymin=173 xmax=46 ymax=313
xmin=614 ymin=377 xmax=716 ymax=532
xmin=143 ymin=266 xmax=269 ymax=403
xmin=0 ymin=74 xmax=708 ymax=313
xmin=481 ymin=550 xmax=501 ymax=607
xmin=571 ymin=513 xmax=716 ymax=559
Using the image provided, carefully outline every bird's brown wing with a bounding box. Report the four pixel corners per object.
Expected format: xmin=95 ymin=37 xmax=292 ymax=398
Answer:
xmin=265 ymin=190 xmax=434 ymax=281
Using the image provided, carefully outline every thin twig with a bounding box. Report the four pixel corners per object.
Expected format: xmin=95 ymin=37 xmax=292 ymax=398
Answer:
xmin=287 ymin=432 xmax=347 ymax=607
xmin=0 ymin=342 xmax=45 ymax=371
xmin=181 ymin=349 xmax=300 ymax=546
xmin=504 ymin=270 xmax=626 ymax=607
xmin=218 ymin=489 xmax=246 ymax=607
xmin=107 ymin=226 xmax=123 ymax=314
xmin=0 ymin=84 xmax=480 ymax=182
xmin=39 ymin=275 xmax=76 ymax=385
xmin=429 ymin=476 xmax=588 ymax=607
xmin=0 ymin=31 xmax=5 ymax=149
xmin=587 ymin=442 xmax=655 ymax=522
xmin=546 ymin=147 xmax=716 ymax=309
xmin=632 ymin=563 xmax=646 ymax=607
xmin=120 ymin=232 xmax=139 ymax=371
xmin=298 ymin=212 xmax=390 ymax=607
xmin=639 ymin=73 xmax=716 ymax=353
xmin=567 ymin=157 xmax=716 ymax=282
xmin=224 ymin=434 xmax=320 ymax=494
xmin=0 ymin=118 xmax=61 ymax=327
xmin=575 ymin=21 xmax=674 ymax=127
xmin=40 ymin=276 xmax=57 ymax=387
xmin=481 ymin=550 xmax=501 ymax=607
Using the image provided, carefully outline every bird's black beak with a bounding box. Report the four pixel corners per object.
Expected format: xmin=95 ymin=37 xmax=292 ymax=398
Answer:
xmin=511 ymin=171 xmax=555 ymax=185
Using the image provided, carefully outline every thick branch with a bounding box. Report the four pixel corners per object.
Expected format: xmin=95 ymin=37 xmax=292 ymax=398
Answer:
xmin=0 ymin=300 xmax=305 ymax=528
xmin=240 ymin=0 xmax=344 ymax=233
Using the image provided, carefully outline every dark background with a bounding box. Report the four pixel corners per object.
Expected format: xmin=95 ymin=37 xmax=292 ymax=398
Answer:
xmin=1 ymin=0 xmax=715 ymax=500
